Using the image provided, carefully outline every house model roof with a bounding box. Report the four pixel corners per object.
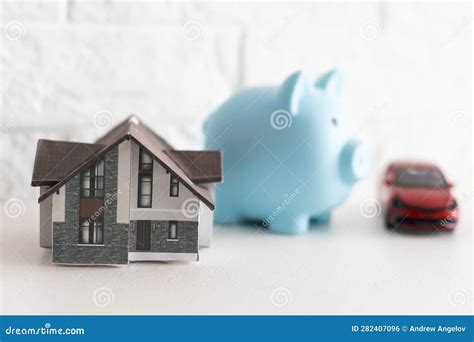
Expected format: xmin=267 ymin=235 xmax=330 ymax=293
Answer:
xmin=31 ymin=116 xmax=222 ymax=209
xmin=31 ymin=140 xmax=106 ymax=187
xmin=164 ymin=150 xmax=222 ymax=184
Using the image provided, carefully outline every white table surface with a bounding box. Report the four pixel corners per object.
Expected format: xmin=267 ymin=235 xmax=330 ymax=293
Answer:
xmin=1 ymin=197 xmax=471 ymax=315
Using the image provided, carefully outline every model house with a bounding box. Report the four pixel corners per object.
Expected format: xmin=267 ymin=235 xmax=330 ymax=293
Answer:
xmin=31 ymin=116 xmax=222 ymax=265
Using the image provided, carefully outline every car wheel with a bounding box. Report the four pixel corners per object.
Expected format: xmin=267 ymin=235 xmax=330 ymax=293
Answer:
xmin=385 ymin=214 xmax=394 ymax=229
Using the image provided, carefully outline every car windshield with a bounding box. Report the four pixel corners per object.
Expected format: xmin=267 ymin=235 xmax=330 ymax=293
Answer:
xmin=395 ymin=168 xmax=447 ymax=188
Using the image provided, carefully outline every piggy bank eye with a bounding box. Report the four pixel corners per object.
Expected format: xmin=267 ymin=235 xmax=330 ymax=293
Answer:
xmin=332 ymin=118 xmax=338 ymax=126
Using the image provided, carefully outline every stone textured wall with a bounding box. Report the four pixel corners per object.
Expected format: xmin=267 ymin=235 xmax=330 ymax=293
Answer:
xmin=129 ymin=220 xmax=198 ymax=254
xmin=52 ymin=146 xmax=129 ymax=265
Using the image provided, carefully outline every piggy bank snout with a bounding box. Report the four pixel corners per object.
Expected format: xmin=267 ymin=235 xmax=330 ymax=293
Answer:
xmin=340 ymin=139 xmax=371 ymax=183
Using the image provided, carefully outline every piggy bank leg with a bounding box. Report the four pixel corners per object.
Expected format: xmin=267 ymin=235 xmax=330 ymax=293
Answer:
xmin=310 ymin=211 xmax=331 ymax=225
xmin=269 ymin=213 xmax=309 ymax=234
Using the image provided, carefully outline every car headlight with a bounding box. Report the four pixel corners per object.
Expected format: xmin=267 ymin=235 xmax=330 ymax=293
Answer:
xmin=392 ymin=197 xmax=405 ymax=209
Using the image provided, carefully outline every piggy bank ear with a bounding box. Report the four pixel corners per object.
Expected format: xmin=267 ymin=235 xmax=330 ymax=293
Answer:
xmin=315 ymin=69 xmax=344 ymax=95
xmin=278 ymin=71 xmax=310 ymax=115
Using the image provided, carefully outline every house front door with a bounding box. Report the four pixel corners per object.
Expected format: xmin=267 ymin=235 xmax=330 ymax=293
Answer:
xmin=136 ymin=221 xmax=151 ymax=251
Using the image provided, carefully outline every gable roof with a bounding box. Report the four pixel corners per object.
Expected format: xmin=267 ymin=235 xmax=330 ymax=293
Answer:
xmin=32 ymin=116 xmax=222 ymax=209
xmin=165 ymin=150 xmax=222 ymax=183
xmin=31 ymin=140 xmax=106 ymax=186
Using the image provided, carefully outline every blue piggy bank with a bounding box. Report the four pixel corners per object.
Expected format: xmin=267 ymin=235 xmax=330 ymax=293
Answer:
xmin=204 ymin=70 xmax=371 ymax=234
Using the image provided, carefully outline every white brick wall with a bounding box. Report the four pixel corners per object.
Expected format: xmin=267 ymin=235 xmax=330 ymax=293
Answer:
xmin=0 ymin=1 xmax=471 ymax=204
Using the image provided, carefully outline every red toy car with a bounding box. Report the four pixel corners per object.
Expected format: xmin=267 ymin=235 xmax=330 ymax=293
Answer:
xmin=381 ymin=161 xmax=458 ymax=230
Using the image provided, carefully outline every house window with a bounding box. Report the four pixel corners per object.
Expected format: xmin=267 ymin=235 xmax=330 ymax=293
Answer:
xmin=168 ymin=221 xmax=177 ymax=240
xmin=170 ymin=174 xmax=179 ymax=197
xmin=138 ymin=148 xmax=153 ymax=208
xmin=79 ymin=217 xmax=104 ymax=244
xmin=80 ymin=160 xmax=105 ymax=198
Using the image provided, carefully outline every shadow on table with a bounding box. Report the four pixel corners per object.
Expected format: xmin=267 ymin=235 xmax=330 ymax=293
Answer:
xmin=220 ymin=218 xmax=331 ymax=234
xmin=385 ymin=225 xmax=456 ymax=237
